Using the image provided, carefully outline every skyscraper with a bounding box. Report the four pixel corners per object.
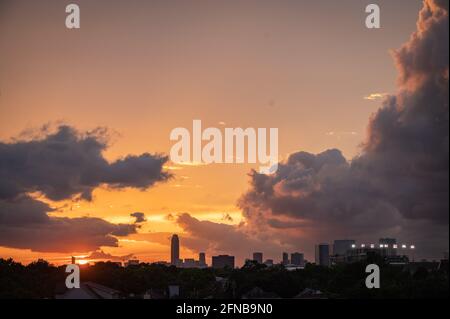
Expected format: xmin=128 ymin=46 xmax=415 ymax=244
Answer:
xmin=291 ymin=252 xmax=304 ymax=266
xmin=253 ymin=252 xmax=263 ymax=264
xmin=212 ymin=255 xmax=235 ymax=269
xmin=199 ymin=252 xmax=206 ymax=266
xmin=171 ymin=234 xmax=180 ymax=266
xmin=282 ymin=252 xmax=289 ymax=265
xmin=315 ymin=243 xmax=330 ymax=267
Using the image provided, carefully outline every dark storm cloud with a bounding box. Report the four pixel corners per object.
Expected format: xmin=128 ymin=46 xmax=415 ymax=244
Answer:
xmin=0 ymin=195 xmax=137 ymax=252
xmin=130 ymin=212 xmax=146 ymax=223
xmin=238 ymin=0 xmax=449 ymax=259
xmin=0 ymin=125 xmax=170 ymax=253
xmin=359 ymin=0 xmax=449 ymax=223
xmin=238 ymin=149 xmax=403 ymax=234
xmin=0 ymin=195 xmax=52 ymax=225
xmin=0 ymin=125 xmax=170 ymax=201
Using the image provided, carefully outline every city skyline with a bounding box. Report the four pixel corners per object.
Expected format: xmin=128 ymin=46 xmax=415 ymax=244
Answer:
xmin=50 ymin=232 xmax=424 ymax=268
xmin=150 ymin=233 xmax=422 ymax=268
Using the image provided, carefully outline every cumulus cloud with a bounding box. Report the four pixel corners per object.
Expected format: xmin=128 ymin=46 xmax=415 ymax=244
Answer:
xmin=0 ymin=125 xmax=170 ymax=253
xmin=238 ymin=0 xmax=449 ymax=260
xmin=0 ymin=125 xmax=170 ymax=201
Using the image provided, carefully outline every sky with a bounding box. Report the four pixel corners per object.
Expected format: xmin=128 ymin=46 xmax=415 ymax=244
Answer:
xmin=0 ymin=0 xmax=448 ymax=266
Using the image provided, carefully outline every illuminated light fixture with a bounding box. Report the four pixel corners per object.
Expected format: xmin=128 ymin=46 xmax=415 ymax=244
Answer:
xmin=361 ymin=244 xmax=366 ymax=248
xmin=379 ymin=244 xmax=384 ymax=248
xmin=393 ymin=244 xmax=398 ymax=249
xmin=351 ymin=244 xmax=356 ymax=248
xmin=385 ymin=244 xmax=389 ymax=248
xmin=402 ymin=244 xmax=407 ymax=249
xmin=370 ymin=244 xmax=375 ymax=248
xmin=410 ymin=245 xmax=415 ymax=249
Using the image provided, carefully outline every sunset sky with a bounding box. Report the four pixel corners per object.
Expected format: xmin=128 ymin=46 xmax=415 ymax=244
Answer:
xmin=1 ymin=0 xmax=448 ymax=266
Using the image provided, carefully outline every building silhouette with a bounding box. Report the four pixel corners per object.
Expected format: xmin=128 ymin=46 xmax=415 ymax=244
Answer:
xmin=291 ymin=252 xmax=304 ymax=267
xmin=199 ymin=252 xmax=206 ymax=266
xmin=183 ymin=258 xmax=196 ymax=268
xmin=212 ymin=255 xmax=235 ymax=269
xmin=253 ymin=252 xmax=263 ymax=264
xmin=333 ymin=240 xmax=355 ymax=256
xmin=379 ymin=238 xmax=398 ymax=256
xmin=171 ymin=234 xmax=180 ymax=266
xmin=282 ymin=252 xmax=289 ymax=265
xmin=315 ymin=244 xmax=330 ymax=267
xmin=125 ymin=259 xmax=139 ymax=267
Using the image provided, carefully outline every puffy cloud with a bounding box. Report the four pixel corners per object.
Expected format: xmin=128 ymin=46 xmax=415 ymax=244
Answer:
xmin=0 ymin=125 xmax=170 ymax=201
xmin=360 ymin=0 xmax=448 ymax=223
xmin=238 ymin=0 xmax=449 ymax=260
xmin=0 ymin=125 xmax=170 ymax=253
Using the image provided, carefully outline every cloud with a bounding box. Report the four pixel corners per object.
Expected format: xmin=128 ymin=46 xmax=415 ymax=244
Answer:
xmin=0 ymin=194 xmax=52 ymax=225
xmin=0 ymin=125 xmax=170 ymax=253
xmin=84 ymin=249 xmax=134 ymax=262
xmin=238 ymin=0 xmax=449 ymax=260
xmin=325 ymin=131 xmax=358 ymax=136
xmin=221 ymin=213 xmax=234 ymax=223
xmin=0 ymin=125 xmax=170 ymax=201
xmin=130 ymin=212 xmax=146 ymax=224
xmin=364 ymin=93 xmax=388 ymax=101
xmin=0 ymin=195 xmax=137 ymax=252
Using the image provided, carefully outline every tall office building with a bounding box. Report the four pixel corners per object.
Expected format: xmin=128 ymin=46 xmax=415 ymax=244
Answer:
xmin=315 ymin=243 xmax=330 ymax=267
xmin=212 ymin=255 xmax=235 ymax=269
xmin=291 ymin=252 xmax=304 ymax=266
xmin=171 ymin=234 xmax=180 ymax=266
xmin=282 ymin=252 xmax=289 ymax=265
xmin=253 ymin=252 xmax=263 ymax=264
xmin=199 ymin=252 xmax=206 ymax=266
xmin=333 ymin=239 xmax=356 ymax=256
